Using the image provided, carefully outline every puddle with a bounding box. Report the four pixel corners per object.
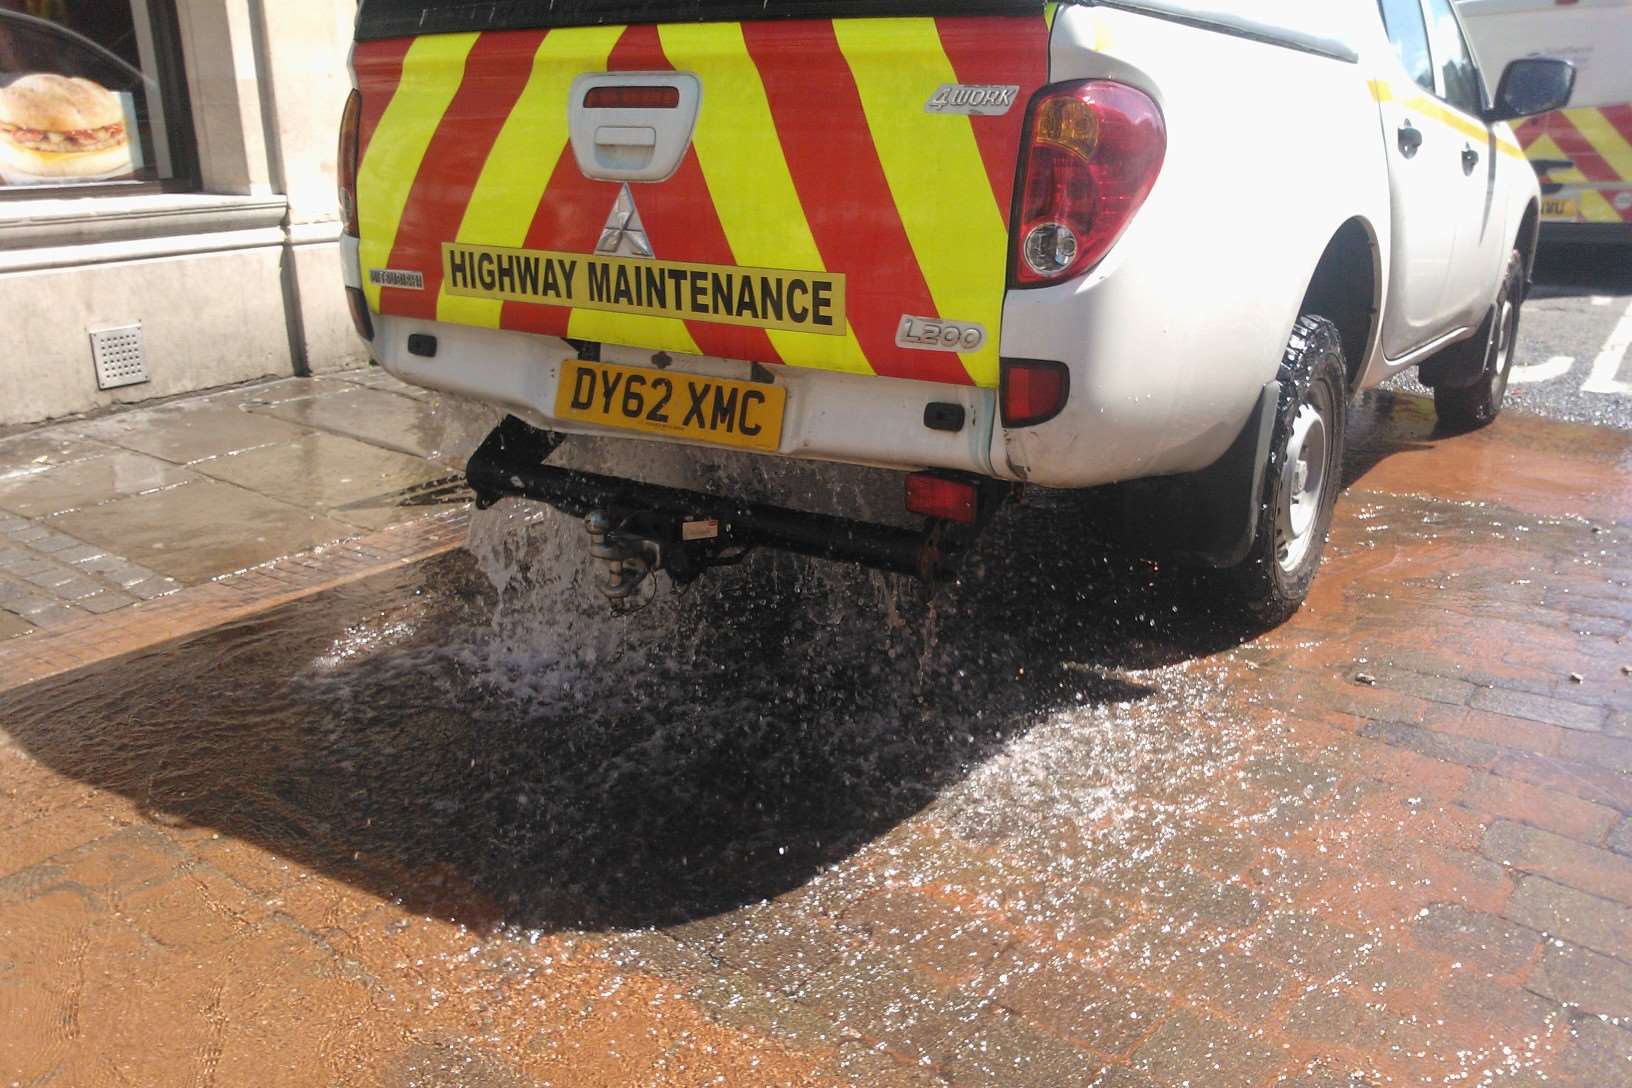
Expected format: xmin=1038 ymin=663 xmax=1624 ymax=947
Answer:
xmin=1 ymin=405 xmax=1618 ymax=1084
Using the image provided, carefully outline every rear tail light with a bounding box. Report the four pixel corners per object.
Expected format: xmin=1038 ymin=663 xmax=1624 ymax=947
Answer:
xmin=338 ymin=88 xmax=362 ymax=236
xmin=1012 ymin=80 xmax=1166 ymax=287
xmin=340 ymin=91 xmax=370 ymax=343
xmin=1001 ymin=359 xmax=1070 ymax=427
xmin=906 ymin=473 xmax=979 ymax=524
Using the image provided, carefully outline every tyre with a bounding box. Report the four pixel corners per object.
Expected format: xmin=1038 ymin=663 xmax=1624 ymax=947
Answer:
xmin=1432 ymin=249 xmax=1524 ymax=431
xmin=1222 ymin=314 xmax=1348 ymax=626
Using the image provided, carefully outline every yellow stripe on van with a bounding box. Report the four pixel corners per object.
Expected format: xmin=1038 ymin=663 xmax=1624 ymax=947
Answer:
xmin=1368 ymin=81 xmax=1525 ymax=161
xmin=836 ymin=17 xmax=1008 ymax=387
xmin=1566 ymin=107 xmax=1632 ymax=181
xmin=1403 ymin=93 xmax=1527 ymax=162
xmin=1580 ymin=188 xmax=1623 ymax=223
xmin=658 ymin=22 xmax=874 ymax=376
xmin=358 ymin=33 xmax=480 ymax=312
xmin=438 ymin=26 xmax=624 ymax=329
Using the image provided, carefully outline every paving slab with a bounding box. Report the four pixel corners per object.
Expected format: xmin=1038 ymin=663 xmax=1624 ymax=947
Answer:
xmin=248 ymin=384 xmax=477 ymax=466
xmin=196 ymin=375 xmax=363 ymax=411
xmin=1555 ymin=1014 xmax=1632 ymax=1084
xmin=0 ymin=450 xmax=197 ymax=518
xmin=331 ymin=365 xmax=437 ymax=399
xmin=0 ymin=431 xmax=117 ymax=476
xmin=194 ymin=431 xmax=456 ymax=531
xmin=46 ymin=478 xmax=358 ymax=585
xmin=74 ymin=401 xmax=309 ymax=465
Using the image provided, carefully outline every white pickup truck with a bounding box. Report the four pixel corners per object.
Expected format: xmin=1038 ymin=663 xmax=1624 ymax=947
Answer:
xmin=339 ymin=0 xmax=1573 ymax=620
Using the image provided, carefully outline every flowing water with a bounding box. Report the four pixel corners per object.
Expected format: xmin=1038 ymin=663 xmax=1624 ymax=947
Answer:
xmin=1 ymin=395 xmax=1613 ymax=1085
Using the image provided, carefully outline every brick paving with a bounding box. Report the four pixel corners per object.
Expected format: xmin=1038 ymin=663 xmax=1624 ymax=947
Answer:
xmin=0 ymin=508 xmax=469 ymax=689
xmin=0 ymin=368 xmax=476 ymax=643
xmin=0 ymin=389 xmax=1628 ymax=1086
xmin=0 ymin=509 xmax=182 ymax=625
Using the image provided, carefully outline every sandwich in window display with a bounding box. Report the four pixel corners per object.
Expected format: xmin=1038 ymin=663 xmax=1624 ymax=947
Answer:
xmin=0 ymin=70 xmax=132 ymax=182
xmin=0 ymin=4 xmax=153 ymax=187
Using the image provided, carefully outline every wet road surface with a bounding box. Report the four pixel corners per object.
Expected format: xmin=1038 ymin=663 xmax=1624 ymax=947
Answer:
xmin=1387 ymin=243 xmax=1632 ymax=430
xmin=1 ymin=391 xmax=1631 ymax=1087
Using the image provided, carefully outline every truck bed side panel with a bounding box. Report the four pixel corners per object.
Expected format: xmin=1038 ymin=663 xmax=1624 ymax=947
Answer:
xmin=994 ymin=4 xmax=1393 ymax=487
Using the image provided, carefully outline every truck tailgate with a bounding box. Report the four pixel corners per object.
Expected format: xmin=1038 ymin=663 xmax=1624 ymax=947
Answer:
xmin=354 ymin=13 xmax=1053 ymax=389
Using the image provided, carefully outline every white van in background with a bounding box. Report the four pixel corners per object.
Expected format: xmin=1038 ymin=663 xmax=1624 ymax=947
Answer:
xmin=1458 ymin=0 xmax=1632 ymax=241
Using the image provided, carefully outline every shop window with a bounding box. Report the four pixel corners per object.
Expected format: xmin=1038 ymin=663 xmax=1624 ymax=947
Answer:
xmin=0 ymin=0 xmax=193 ymax=194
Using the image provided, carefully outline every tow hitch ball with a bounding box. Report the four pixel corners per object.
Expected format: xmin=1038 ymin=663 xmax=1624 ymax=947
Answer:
xmin=580 ymin=510 xmax=734 ymax=603
xmin=584 ymin=511 xmax=663 ymax=602
xmin=464 ymin=417 xmax=1000 ymax=603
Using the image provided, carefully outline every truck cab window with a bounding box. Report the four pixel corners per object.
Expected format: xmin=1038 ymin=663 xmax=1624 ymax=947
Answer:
xmin=1421 ymin=0 xmax=1485 ymax=116
xmin=1377 ymin=0 xmax=1434 ymax=93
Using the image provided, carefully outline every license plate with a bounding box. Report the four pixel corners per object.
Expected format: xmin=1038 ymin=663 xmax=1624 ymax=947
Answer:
xmin=556 ymin=360 xmax=786 ymax=453
xmin=1540 ymin=197 xmax=1578 ymax=220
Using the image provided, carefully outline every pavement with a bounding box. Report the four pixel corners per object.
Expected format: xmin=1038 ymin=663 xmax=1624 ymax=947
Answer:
xmin=0 ymin=360 xmax=1629 ymax=1085
xmin=0 ymin=368 xmax=481 ymax=641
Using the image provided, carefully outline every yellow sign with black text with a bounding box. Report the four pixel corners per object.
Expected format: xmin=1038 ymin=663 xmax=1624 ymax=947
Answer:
xmin=1540 ymin=197 xmax=1579 ymax=221
xmin=442 ymin=243 xmax=845 ymax=336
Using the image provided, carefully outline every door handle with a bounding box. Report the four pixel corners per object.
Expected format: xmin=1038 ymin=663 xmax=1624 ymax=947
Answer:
xmin=1462 ymin=145 xmax=1481 ymax=174
xmin=1398 ymin=122 xmax=1422 ymax=158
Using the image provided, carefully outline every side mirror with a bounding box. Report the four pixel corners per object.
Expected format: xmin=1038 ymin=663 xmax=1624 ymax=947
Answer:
xmin=1488 ymin=57 xmax=1575 ymax=122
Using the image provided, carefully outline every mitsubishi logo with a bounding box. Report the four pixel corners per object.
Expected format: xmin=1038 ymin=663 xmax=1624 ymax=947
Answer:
xmin=595 ymin=184 xmax=653 ymax=259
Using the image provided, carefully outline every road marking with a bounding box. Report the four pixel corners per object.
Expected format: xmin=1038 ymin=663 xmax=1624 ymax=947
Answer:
xmin=1580 ymin=296 xmax=1632 ymax=395
xmin=1510 ymin=355 xmax=1575 ymax=384
xmin=1592 ymin=296 xmax=1613 ymax=307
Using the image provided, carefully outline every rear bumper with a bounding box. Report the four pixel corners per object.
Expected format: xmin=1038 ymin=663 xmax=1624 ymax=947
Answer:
xmin=368 ymin=310 xmax=1006 ymax=480
xmin=343 ymin=232 xmax=1272 ymax=492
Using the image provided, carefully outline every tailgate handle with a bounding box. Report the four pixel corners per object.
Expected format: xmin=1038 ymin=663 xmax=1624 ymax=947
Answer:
xmin=569 ymin=72 xmax=701 ymax=183
xmin=596 ymin=125 xmax=658 ymax=149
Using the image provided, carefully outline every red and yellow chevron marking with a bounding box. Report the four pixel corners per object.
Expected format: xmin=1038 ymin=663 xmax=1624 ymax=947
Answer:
xmin=353 ymin=15 xmax=1053 ymax=388
xmin=1515 ymin=105 xmax=1632 ymax=224
xmin=354 ymin=37 xmax=412 ymax=162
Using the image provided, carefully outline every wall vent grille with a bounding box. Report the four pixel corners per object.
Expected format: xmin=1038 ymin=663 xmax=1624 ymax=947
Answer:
xmin=90 ymin=324 xmax=149 ymax=390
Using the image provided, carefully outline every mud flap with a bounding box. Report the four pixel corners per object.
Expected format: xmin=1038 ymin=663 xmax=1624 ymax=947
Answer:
xmin=1111 ymin=380 xmax=1281 ymax=569
xmin=1418 ymin=348 xmax=1487 ymax=390
xmin=1419 ymin=301 xmax=1498 ymax=391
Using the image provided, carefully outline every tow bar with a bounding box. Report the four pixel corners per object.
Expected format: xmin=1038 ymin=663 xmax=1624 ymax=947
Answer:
xmin=465 ymin=416 xmax=1006 ymax=602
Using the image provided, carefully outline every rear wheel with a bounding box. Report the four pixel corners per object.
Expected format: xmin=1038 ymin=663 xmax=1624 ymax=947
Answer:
xmin=1433 ymin=249 xmax=1524 ymax=431
xmin=1223 ymin=315 xmax=1347 ymax=626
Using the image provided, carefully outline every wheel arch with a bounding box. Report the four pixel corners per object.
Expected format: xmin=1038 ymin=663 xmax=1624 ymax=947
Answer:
xmin=1295 ymin=215 xmax=1382 ymax=391
xmin=1515 ymin=199 xmax=1541 ymax=289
